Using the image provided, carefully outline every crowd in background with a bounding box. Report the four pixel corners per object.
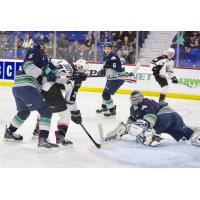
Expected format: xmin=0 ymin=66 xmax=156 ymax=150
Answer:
xmin=0 ymin=31 xmax=148 ymax=65
xmin=171 ymin=31 xmax=200 ymax=65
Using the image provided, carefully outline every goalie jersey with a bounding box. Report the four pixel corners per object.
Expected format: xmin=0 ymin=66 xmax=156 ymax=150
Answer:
xmin=127 ymin=98 xmax=174 ymax=128
xmin=150 ymin=55 xmax=175 ymax=79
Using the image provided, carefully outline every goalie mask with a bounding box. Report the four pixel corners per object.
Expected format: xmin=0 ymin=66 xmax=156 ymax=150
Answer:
xmin=130 ymin=90 xmax=144 ymax=105
xmin=75 ymin=59 xmax=90 ymax=76
xmin=51 ymin=59 xmax=74 ymax=77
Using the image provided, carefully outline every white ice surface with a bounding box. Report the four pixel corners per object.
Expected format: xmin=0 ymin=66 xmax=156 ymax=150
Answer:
xmin=0 ymin=86 xmax=200 ymax=168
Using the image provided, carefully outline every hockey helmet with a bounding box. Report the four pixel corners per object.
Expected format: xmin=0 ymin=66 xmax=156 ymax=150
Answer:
xmin=75 ymin=59 xmax=90 ymax=75
xmin=167 ymin=48 xmax=175 ymax=55
xmin=34 ymin=34 xmax=49 ymax=46
xmin=130 ymin=91 xmax=144 ymax=105
xmin=51 ymin=59 xmax=74 ymax=77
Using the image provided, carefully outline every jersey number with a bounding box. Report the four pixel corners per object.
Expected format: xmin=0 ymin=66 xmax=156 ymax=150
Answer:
xmin=113 ymin=63 xmax=116 ymax=68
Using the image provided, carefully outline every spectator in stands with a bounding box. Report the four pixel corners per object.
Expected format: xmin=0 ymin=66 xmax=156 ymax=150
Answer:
xmin=128 ymin=31 xmax=136 ymax=43
xmin=112 ymin=31 xmax=122 ymax=43
xmin=121 ymin=35 xmax=133 ymax=57
xmin=87 ymin=44 xmax=95 ymax=62
xmin=0 ymin=33 xmax=11 ymax=57
xmin=127 ymin=48 xmax=136 ymax=64
xmin=22 ymin=32 xmax=33 ymax=49
xmin=101 ymin=31 xmax=112 ymax=44
xmin=183 ymin=32 xmax=198 ymax=57
xmin=17 ymin=36 xmax=23 ymax=49
xmin=73 ymin=40 xmax=80 ymax=49
xmin=171 ymin=31 xmax=185 ymax=48
xmin=189 ymin=32 xmax=199 ymax=48
xmin=117 ymin=49 xmax=126 ymax=64
xmin=87 ymin=44 xmax=98 ymax=62
xmin=57 ymin=32 xmax=70 ymax=58
xmin=48 ymin=32 xmax=55 ymax=49
xmin=75 ymin=44 xmax=88 ymax=60
xmin=85 ymin=32 xmax=94 ymax=48
xmin=64 ymin=45 xmax=75 ymax=63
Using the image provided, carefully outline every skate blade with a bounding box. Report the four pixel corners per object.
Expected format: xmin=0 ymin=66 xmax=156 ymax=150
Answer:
xmin=103 ymin=114 xmax=116 ymax=118
xmin=3 ymin=138 xmax=23 ymax=143
xmin=58 ymin=144 xmax=73 ymax=150
xmin=37 ymin=146 xmax=59 ymax=153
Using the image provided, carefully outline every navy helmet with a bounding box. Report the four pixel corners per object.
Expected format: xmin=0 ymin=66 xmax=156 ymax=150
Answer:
xmin=130 ymin=90 xmax=144 ymax=101
xmin=103 ymin=41 xmax=112 ymax=48
xmin=34 ymin=34 xmax=49 ymax=46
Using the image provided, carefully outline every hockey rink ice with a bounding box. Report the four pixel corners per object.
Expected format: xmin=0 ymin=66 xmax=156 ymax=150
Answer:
xmin=0 ymin=86 xmax=200 ymax=168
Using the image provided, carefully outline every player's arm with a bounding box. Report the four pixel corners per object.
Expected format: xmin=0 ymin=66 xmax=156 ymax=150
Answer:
xmin=23 ymin=51 xmax=43 ymax=78
xmin=151 ymin=56 xmax=165 ymax=76
xmin=142 ymin=104 xmax=158 ymax=128
xmin=168 ymin=60 xmax=178 ymax=84
xmin=65 ymin=81 xmax=82 ymax=124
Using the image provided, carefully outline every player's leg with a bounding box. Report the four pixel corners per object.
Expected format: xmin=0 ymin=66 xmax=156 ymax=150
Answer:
xmin=155 ymin=112 xmax=195 ymax=142
xmin=4 ymin=88 xmax=30 ymax=141
xmin=103 ymin=80 xmax=125 ymax=117
xmin=56 ymin=109 xmax=73 ymax=146
xmin=166 ymin=112 xmax=200 ymax=146
xmin=154 ymin=75 xmax=168 ymax=103
xmin=15 ymin=86 xmax=57 ymax=148
xmin=32 ymin=114 xmax=40 ymax=139
xmin=33 ymin=86 xmax=65 ymax=138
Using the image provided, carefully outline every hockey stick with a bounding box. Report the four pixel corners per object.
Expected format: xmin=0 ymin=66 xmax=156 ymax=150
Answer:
xmin=80 ymin=123 xmax=101 ymax=149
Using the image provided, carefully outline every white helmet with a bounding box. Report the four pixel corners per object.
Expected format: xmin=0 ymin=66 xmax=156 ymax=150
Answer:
xmin=75 ymin=59 xmax=90 ymax=75
xmin=167 ymin=48 xmax=175 ymax=55
xmin=51 ymin=59 xmax=74 ymax=77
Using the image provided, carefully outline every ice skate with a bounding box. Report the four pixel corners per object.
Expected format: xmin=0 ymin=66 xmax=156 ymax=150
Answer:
xmin=104 ymin=105 xmax=116 ymax=117
xmin=32 ymin=129 xmax=39 ymax=140
xmin=190 ymin=130 xmax=200 ymax=147
xmin=55 ymin=131 xmax=73 ymax=148
xmin=96 ymin=104 xmax=108 ymax=113
xmin=38 ymin=137 xmax=59 ymax=150
xmin=4 ymin=127 xmax=23 ymax=142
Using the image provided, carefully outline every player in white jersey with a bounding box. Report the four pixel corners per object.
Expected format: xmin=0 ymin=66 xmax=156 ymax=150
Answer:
xmin=150 ymin=48 xmax=178 ymax=103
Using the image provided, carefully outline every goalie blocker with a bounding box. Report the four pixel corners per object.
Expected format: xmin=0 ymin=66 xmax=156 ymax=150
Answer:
xmin=99 ymin=91 xmax=200 ymax=147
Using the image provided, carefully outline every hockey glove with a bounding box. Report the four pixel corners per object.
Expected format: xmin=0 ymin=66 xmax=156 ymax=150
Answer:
xmin=71 ymin=110 xmax=82 ymax=124
xmin=44 ymin=66 xmax=56 ymax=82
xmin=46 ymin=71 xmax=56 ymax=82
xmin=171 ymin=76 xmax=178 ymax=84
xmin=72 ymin=72 xmax=87 ymax=82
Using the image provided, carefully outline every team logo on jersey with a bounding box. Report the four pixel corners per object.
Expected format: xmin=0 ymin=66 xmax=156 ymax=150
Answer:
xmin=111 ymin=56 xmax=116 ymax=60
xmin=141 ymin=105 xmax=148 ymax=110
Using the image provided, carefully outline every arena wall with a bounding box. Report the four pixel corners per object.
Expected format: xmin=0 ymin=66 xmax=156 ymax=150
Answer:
xmin=0 ymin=59 xmax=200 ymax=100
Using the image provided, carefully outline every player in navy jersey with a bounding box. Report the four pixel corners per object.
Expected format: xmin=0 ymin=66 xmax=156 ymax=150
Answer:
xmin=3 ymin=34 xmax=60 ymax=149
xmin=103 ymin=91 xmax=200 ymax=147
xmin=96 ymin=42 xmax=126 ymax=117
